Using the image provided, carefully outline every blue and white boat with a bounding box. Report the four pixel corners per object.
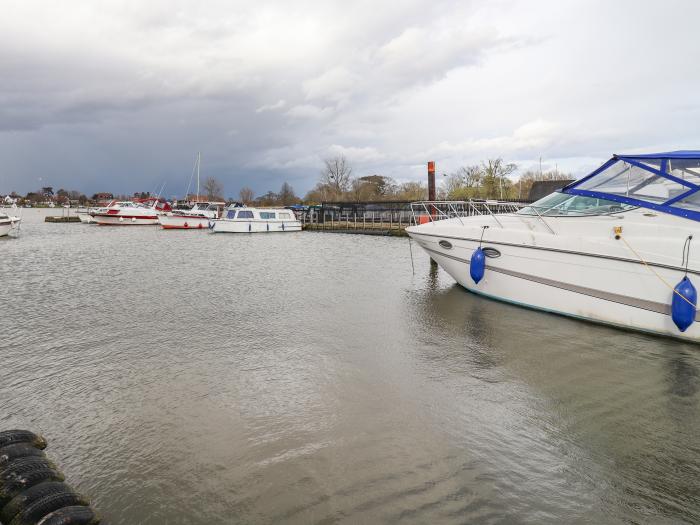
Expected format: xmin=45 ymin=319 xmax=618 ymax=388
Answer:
xmin=210 ymin=206 xmax=301 ymax=233
xmin=407 ymin=151 xmax=700 ymax=341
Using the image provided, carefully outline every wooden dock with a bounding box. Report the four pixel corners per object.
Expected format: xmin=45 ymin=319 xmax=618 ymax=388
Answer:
xmin=45 ymin=216 xmax=81 ymax=223
xmin=303 ymin=219 xmax=408 ymax=237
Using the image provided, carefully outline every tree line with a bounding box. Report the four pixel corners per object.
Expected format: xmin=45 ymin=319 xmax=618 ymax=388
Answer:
xmin=3 ymin=156 xmax=572 ymax=207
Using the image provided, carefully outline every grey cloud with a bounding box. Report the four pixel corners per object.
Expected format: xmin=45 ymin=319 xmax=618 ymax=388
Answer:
xmin=2 ymin=0 xmax=700 ymax=196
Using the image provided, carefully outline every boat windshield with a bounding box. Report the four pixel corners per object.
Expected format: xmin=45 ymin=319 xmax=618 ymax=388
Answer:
xmin=562 ymin=152 xmax=700 ymax=221
xmin=518 ymin=192 xmax=636 ymax=217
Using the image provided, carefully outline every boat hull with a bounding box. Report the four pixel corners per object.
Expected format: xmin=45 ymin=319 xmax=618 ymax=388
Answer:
xmin=77 ymin=213 xmax=97 ymax=224
xmin=93 ymin=214 xmax=159 ymax=226
xmin=0 ymin=222 xmax=12 ymax=237
xmin=159 ymin=215 xmax=210 ymax=230
xmin=408 ymin=226 xmax=700 ymax=342
xmin=211 ymin=220 xmax=301 ymax=233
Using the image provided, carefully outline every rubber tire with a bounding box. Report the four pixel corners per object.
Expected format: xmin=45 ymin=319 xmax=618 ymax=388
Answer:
xmin=0 ymin=444 xmax=46 ymax=467
xmin=0 ymin=481 xmax=76 ymax=524
xmin=0 ymin=468 xmax=65 ymax=507
xmin=0 ymin=431 xmax=47 ymax=451
xmin=37 ymin=505 xmax=100 ymax=525
xmin=0 ymin=456 xmax=57 ymax=478
xmin=9 ymin=492 xmax=89 ymax=525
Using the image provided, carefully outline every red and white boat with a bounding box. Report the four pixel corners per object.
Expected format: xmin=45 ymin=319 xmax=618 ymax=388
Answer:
xmin=159 ymin=202 xmax=223 ymax=229
xmin=93 ymin=198 xmax=171 ymax=226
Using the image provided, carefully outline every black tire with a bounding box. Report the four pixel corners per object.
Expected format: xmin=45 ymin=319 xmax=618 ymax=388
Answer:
xmin=0 ymin=456 xmax=57 ymax=478
xmin=9 ymin=492 xmax=89 ymax=525
xmin=0 ymin=468 xmax=66 ymax=507
xmin=0 ymin=456 xmax=58 ymax=476
xmin=0 ymin=481 xmax=76 ymax=524
xmin=0 ymin=444 xmax=46 ymax=467
xmin=0 ymin=431 xmax=47 ymax=451
xmin=37 ymin=505 xmax=100 ymax=525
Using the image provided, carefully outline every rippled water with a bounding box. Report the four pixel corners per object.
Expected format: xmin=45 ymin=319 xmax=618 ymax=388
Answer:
xmin=2 ymin=209 xmax=699 ymax=524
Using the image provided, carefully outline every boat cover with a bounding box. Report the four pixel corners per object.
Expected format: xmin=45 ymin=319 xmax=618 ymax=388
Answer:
xmin=563 ymin=151 xmax=700 ymax=221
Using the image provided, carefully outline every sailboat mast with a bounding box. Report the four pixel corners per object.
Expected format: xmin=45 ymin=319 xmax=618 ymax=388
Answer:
xmin=196 ymin=152 xmax=201 ymax=202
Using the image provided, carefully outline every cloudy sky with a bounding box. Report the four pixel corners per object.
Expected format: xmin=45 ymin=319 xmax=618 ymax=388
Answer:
xmin=2 ymin=0 xmax=699 ymax=198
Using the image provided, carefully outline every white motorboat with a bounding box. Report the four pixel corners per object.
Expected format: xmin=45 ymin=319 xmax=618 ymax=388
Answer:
xmin=159 ymin=203 xmax=223 ymax=230
xmin=0 ymin=212 xmax=20 ymax=237
xmin=92 ymin=199 xmax=171 ymax=226
xmin=77 ymin=207 xmax=101 ymax=223
xmin=210 ymin=206 xmax=301 ymax=233
xmin=407 ymin=151 xmax=700 ymax=341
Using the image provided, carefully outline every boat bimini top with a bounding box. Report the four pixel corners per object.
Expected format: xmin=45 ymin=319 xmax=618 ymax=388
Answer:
xmin=562 ymin=151 xmax=700 ymax=222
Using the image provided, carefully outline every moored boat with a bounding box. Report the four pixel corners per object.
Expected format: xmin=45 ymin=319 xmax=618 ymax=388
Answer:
xmin=0 ymin=212 xmax=20 ymax=237
xmin=210 ymin=206 xmax=301 ymax=233
xmin=92 ymin=198 xmax=171 ymax=226
xmin=159 ymin=202 xmax=223 ymax=229
xmin=407 ymin=151 xmax=700 ymax=341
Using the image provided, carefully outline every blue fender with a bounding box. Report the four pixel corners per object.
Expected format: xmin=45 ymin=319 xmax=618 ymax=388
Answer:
xmin=470 ymin=248 xmax=486 ymax=284
xmin=672 ymin=276 xmax=697 ymax=332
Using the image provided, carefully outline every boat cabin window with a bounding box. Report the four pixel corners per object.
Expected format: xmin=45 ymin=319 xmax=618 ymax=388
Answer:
xmin=237 ymin=210 xmax=254 ymax=219
xmin=518 ymin=192 xmax=636 ymax=216
xmin=576 ymin=161 xmax=689 ymax=203
xmin=279 ymin=213 xmax=292 ymax=219
xmin=260 ymin=212 xmax=276 ymax=219
xmin=226 ymin=210 xmax=236 ymax=219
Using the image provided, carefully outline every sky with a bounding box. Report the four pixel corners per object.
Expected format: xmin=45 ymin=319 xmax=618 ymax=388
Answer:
xmin=2 ymin=0 xmax=700 ymax=199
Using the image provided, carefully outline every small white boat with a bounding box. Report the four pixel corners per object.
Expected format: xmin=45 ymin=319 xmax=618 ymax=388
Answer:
xmin=0 ymin=212 xmax=20 ymax=237
xmin=159 ymin=203 xmax=223 ymax=230
xmin=407 ymin=150 xmax=700 ymax=341
xmin=210 ymin=206 xmax=301 ymax=233
xmin=92 ymin=199 xmax=171 ymax=226
xmin=77 ymin=207 xmax=99 ymax=223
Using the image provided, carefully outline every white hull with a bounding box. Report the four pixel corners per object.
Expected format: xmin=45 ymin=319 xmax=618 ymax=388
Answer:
xmin=77 ymin=213 xmax=97 ymax=224
xmin=211 ymin=220 xmax=301 ymax=233
xmin=408 ymin=211 xmax=700 ymax=341
xmin=0 ymin=217 xmax=19 ymax=237
xmin=159 ymin=214 xmax=210 ymax=230
xmin=94 ymin=214 xmax=159 ymax=226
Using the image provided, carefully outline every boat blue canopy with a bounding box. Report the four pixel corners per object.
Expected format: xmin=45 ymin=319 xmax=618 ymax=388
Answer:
xmin=615 ymin=150 xmax=700 ymax=159
xmin=563 ymin=151 xmax=700 ymax=221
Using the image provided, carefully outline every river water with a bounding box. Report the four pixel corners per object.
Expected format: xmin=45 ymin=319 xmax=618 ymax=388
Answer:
xmin=1 ymin=209 xmax=699 ymax=524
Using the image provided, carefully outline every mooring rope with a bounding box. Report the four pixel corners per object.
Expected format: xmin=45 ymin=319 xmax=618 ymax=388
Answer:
xmin=617 ymin=232 xmax=697 ymax=310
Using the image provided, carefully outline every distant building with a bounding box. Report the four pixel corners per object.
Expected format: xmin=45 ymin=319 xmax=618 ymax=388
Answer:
xmin=528 ymin=180 xmax=575 ymax=202
xmin=93 ymin=192 xmax=114 ymax=200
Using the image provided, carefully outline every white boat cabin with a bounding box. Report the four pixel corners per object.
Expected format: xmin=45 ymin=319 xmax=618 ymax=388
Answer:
xmin=211 ymin=206 xmax=301 ymax=233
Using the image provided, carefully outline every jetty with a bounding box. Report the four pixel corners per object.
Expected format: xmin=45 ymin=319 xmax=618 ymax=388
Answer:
xmin=45 ymin=216 xmax=81 ymax=223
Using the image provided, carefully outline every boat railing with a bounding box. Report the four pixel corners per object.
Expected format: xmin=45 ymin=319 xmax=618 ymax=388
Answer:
xmin=410 ymin=200 xmax=526 ymax=227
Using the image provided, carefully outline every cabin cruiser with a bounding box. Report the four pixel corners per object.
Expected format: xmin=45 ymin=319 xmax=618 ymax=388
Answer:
xmin=210 ymin=206 xmax=301 ymax=233
xmin=77 ymin=206 xmax=102 ymax=223
xmin=0 ymin=212 xmax=20 ymax=237
xmin=159 ymin=202 xmax=223 ymax=230
xmin=407 ymin=151 xmax=700 ymax=341
xmin=92 ymin=199 xmax=171 ymax=225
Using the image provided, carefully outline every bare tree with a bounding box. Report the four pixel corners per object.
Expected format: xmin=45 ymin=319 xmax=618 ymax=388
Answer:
xmin=203 ymin=177 xmax=224 ymax=200
xmin=278 ymin=182 xmax=298 ymax=206
xmin=321 ymin=155 xmax=352 ymax=197
xmin=239 ymin=186 xmax=254 ymax=204
xmin=481 ymin=159 xmax=517 ymax=200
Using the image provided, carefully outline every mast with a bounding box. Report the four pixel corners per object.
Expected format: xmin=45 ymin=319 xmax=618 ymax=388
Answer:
xmin=196 ymin=151 xmax=201 ymax=203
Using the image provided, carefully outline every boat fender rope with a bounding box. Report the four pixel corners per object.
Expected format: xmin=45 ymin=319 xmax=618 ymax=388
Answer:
xmin=616 ymin=229 xmax=697 ymax=310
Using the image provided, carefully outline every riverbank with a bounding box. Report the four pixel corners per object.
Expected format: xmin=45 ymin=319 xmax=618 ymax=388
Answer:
xmin=303 ymin=222 xmax=408 ymax=236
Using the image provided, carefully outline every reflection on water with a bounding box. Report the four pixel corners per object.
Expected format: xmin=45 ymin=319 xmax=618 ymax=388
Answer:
xmin=1 ymin=210 xmax=699 ymax=524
